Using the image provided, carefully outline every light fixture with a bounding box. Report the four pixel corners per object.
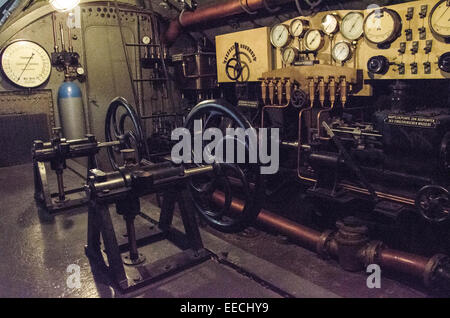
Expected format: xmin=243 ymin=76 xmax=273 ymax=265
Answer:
xmin=49 ymin=0 xmax=80 ymax=12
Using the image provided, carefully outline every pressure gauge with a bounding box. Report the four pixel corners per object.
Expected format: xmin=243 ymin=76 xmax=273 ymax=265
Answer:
xmin=142 ymin=36 xmax=151 ymax=45
xmin=341 ymin=12 xmax=364 ymax=40
xmin=289 ymin=19 xmax=309 ymax=37
xmin=282 ymin=47 xmax=297 ymax=65
xmin=0 ymin=40 xmax=51 ymax=88
xmin=270 ymin=24 xmax=291 ymax=48
xmin=304 ymin=29 xmax=325 ymax=51
xmin=429 ymin=0 xmax=450 ymax=41
xmin=76 ymin=66 xmax=85 ymax=76
xmin=332 ymin=41 xmax=352 ymax=63
xmin=363 ymin=8 xmax=402 ymax=45
xmin=321 ymin=14 xmax=340 ymax=35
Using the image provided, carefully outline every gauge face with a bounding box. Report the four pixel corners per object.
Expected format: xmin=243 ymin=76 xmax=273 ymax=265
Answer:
xmin=270 ymin=24 xmax=290 ymax=48
xmin=76 ymin=67 xmax=85 ymax=76
xmin=364 ymin=8 xmax=401 ymax=45
xmin=341 ymin=12 xmax=364 ymax=40
xmin=321 ymin=14 xmax=339 ymax=35
xmin=304 ymin=29 xmax=324 ymax=51
xmin=332 ymin=41 xmax=352 ymax=63
xmin=429 ymin=0 xmax=450 ymax=40
xmin=282 ymin=47 xmax=296 ymax=65
xmin=142 ymin=36 xmax=151 ymax=45
xmin=289 ymin=19 xmax=309 ymax=37
xmin=1 ymin=40 xmax=51 ymax=88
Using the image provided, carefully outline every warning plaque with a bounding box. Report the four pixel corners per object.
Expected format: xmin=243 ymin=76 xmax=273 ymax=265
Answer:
xmin=384 ymin=115 xmax=437 ymax=128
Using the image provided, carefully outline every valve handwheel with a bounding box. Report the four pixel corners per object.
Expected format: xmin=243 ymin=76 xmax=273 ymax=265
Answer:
xmin=105 ymin=97 xmax=147 ymax=169
xmin=225 ymin=42 xmax=250 ymax=82
xmin=184 ymin=99 xmax=264 ymax=233
xmin=415 ymin=185 xmax=450 ymax=223
xmin=290 ymin=89 xmax=308 ymax=108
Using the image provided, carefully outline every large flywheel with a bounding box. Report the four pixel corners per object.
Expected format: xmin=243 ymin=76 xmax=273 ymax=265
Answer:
xmin=184 ymin=99 xmax=265 ymax=233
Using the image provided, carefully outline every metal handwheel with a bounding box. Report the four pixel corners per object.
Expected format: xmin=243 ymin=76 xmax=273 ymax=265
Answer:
xmin=105 ymin=97 xmax=147 ymax=169
xmin=184 ymin=99 xmax=264 ymax=233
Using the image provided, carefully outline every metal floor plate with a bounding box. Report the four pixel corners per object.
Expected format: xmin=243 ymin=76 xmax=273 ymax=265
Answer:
xmin=0 ymin=163 xmax=428 ymax=298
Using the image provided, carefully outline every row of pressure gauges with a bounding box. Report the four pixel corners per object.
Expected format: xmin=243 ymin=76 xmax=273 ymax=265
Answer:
xmin=274 ymin=1 xmax=450 ymax=65
xmin=281 ymin=40 xmax=352 ymax=64
xmin=270 ymin=11 xmax=365 ymax=50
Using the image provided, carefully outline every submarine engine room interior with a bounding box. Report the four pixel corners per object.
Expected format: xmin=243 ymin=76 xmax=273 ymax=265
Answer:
xmin=1 ymin=0 xmax=450 ymax=299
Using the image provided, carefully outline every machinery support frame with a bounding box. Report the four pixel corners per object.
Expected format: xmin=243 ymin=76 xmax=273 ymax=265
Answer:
xmin=85 ymin=184 xmax=211 ymax=292
xmin=33 ymin=156 xmax=96 ymax=214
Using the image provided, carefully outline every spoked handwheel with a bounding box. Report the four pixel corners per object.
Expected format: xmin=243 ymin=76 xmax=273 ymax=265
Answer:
xmin=415 ymin=185 xmax=450 ymax=223
xmin=105 ymin=97 xmax=147 ymax=169
xmin=184 ymin=99 xmax=264 ymax=233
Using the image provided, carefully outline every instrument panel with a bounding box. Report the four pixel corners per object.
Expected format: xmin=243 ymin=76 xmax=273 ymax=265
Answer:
xmin=269 ymin=0 xmax=450 ymax=81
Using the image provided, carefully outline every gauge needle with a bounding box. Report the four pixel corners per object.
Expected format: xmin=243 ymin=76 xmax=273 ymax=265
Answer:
xmin=17 ymin=53 xmax=34 ymax=81
xmin=309 ymin=34 xmax=318 ymax=45
xmin=294 ymin=24 xmax=300 ymax=34
xmin=278 ymin=29 xmax=285 ymax=41
xmin=437 ymin=7 xmax=449 ymax=23
xmin=350 ymin=19 xmax=357 ymax=32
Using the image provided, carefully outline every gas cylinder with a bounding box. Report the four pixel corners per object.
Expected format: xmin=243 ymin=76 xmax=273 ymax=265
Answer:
xmin=58 ymin=81 xmax=86 ymax=140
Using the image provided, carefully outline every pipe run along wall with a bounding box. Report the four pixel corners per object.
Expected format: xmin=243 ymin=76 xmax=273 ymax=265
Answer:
xmin=162 ymin=0 xmax=293 ymax=45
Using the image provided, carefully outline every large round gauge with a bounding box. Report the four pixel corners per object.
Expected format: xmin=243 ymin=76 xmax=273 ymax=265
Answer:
xmin=363 ymin=8 xmax=402 ymax=45
xmin=304 ymin=29 xmax=325 ymax=51
xmin=341 ymin=12 xmax=364 ymax=40
xmin=321 ymin=14 xmax=340 ymax=35
xmin=429 ymin=0 xmax=450 ymax=41
xmin=1 ymin=40 xmax=51 ymax=88
xmin=332 ymin=41 xmax=352 ymax=63
xmin=282 ymin=47 xmax=297 ymax=65
xmin=270 ymin=24 xmax=291 ymax=48
xmin=289 ymin=19 xmax=309 ymax=37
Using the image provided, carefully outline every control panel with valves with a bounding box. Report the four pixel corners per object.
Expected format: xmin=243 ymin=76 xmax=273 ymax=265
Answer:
xmin=264 ymin=0 xmax=450 ymax=82
xmin=50 ymin=13 xmax=85 ymax=81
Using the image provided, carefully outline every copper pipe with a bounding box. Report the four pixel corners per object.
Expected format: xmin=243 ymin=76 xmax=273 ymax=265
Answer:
xmin=211 ymin=191 xmax=321 ymax=250
xmin=211 ymin=191 xmax=449 ymax=288
xmin=260 ymin=77 xmax=291 ymax=128
xmin=378 ymin=248 xmax=429 ymax=279
xmin=162 ymin=0 xmax=293 ymax=45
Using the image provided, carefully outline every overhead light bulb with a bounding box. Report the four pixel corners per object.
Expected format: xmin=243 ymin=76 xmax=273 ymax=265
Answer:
xmin=49 ymin=0 xmax=80 ymax=12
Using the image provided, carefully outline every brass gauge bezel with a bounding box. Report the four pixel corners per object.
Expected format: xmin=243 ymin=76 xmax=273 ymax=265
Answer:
xmin=270 ymin=24 xmax=292 ymax=48
xmin=341 ymin=11 xmax=364 ymax=41
xmin=332 ymin=41 xmax=353 ymax=63
xmin=282 ymin=46 xmax=298 ymax=65
xmin=289 ymin=19 xmax=309 ymax=38
xmin=429 ymin=0 xmax=450 ymax=41
xmin=363 ymin=8 xmax=402 ymax=46
xmin=321 ymin=13 xmax=340 ymax=36
xmin=303 ymin=29 xmax=325 ymax=52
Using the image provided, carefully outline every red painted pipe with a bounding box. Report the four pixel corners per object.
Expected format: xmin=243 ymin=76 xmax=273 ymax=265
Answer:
xmin=211 ymin=191 xmax=445 ymax=287
xmin=378 ymin=248 xmax=429 ymax=279
xmin=162 ymin=0 xmax=293 ymax=45
xmin=212 ymin=190 xmax=321 ymax=250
